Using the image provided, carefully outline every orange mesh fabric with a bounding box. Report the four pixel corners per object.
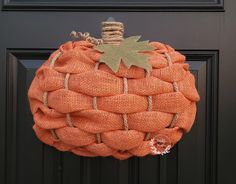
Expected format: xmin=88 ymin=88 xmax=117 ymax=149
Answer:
xmin=28 ymin=40 xmax=200 ymax=160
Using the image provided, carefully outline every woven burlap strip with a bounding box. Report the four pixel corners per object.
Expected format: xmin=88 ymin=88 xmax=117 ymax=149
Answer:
xmin=43 ymin=51 xmax=62 ymax=141
xmin=165 ymin=52 xmax=179 ymax=128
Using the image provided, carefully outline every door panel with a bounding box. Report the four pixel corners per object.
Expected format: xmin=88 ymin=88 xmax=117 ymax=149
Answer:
xmin=1 ymin=1 xmax=236 ymax=184
xmin=4 ymin=50 xmax=217 ymax=184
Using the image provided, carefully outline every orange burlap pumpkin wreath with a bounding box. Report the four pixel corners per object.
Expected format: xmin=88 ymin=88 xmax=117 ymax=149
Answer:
xmin=28 ymin=20 xmax=199 ymax=160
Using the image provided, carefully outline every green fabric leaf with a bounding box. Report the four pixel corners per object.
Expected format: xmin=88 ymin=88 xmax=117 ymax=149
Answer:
xmin=94 ymin=36 xmax=155 ymax=73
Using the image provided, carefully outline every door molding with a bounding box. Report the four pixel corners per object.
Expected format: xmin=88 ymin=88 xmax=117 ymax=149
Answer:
xmin=2 ymin=0 xmax=224 ymax=12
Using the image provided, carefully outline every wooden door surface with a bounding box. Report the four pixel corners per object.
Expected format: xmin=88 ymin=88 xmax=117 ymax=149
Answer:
xmin=0 ymin=0 xmax=236 ymax=184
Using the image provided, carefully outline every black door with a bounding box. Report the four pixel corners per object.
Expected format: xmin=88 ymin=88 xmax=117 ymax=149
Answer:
xmin=0 ymin=0 xmax=236 ymax=184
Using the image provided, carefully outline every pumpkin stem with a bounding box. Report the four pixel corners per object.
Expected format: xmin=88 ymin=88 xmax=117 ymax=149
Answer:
xmin=101 ymin=18 xmax=124 ymax=45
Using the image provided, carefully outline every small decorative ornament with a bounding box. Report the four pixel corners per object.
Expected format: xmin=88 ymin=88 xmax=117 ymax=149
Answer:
xmin=28 ymin=18 xmax=200 ymax=160
xmin=150 ymin=134 xmax=172 ymax=155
